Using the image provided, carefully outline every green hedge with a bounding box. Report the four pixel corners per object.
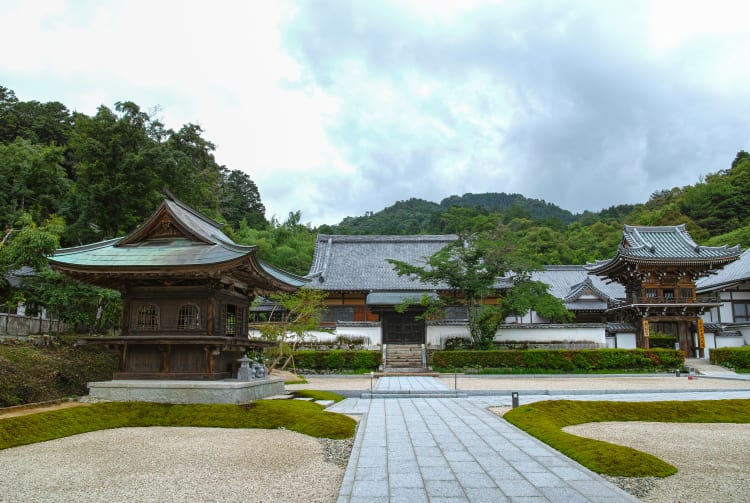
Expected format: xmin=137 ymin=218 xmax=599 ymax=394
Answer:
xmin=710 ymin=347 xmax=750 ymax=371
xmin=648 ymin=334 xmax=678 ymax=349
xmin=294 ymin=350 xmax=381 ymax=371
xmin=0 ymin=344 xmax=119 ymax=407
xmin=432 ymin=348 xmax=684 ymax=372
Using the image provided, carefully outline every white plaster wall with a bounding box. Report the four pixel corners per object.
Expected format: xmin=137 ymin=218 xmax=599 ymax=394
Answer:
xmin=249 ymin=327 xmax=381 ymax=346
xmin=715 ymin=336 xmax=746 ymax=348
xmin=702 ymin=333 xmax=715 ymax=360
xmin=739 ymin=327 xmax=750 ymax=345
xmin=718 ymin=292 xmax=735 ymax=322
xmin=616 ymin=333 xmax=637 ymax=349
xmin=494 ymin=326 xmax=606 ymax=344
xmin=605 ymin=337 xmax=616 ymax=349
xmin=426 ymin=325 xmax=471 ymax=348
xmin=331 ymin=326 xmax=381 ymax=346
xmin=701 ymin=308 xmax=721 ymax=324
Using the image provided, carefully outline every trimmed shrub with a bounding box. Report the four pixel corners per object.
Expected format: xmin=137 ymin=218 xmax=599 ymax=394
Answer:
xmin=711 ymin=347 xmax=750 ymax=371
xmin=432 ymin=348 xmax=683 ymax=372
xmin=649 ymin=334 xmax=679 ymax=349
xmin=293 ymin=350 xmax=382 ymax=372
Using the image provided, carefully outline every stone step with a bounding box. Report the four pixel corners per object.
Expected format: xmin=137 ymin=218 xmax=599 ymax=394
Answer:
xmin=361 ymin=391 xmax=467 ymax=399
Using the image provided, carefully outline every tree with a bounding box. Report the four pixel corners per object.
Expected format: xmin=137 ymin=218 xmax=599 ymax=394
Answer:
xmin=65 ymin=103 xmax=224 ymax=243
xmin=388 ymin=233 xmax=511 ymax=349
xmin=388 ymin=232 xmax=572 ymax=348
xmin=219 ymin=169 xmax=267 ymax=229
xmin=499 ymin=279 xmax=574 ymax=323
xmin=20 ymin=269 xmax=121 ymax=334
xmin=257 ymin=288 xmax=328 ymax=372
xmin=0 ymin=139 xmax=70 ymax=231
xmin=0 ymin=87 xmax=73 ymax=146
xmin=0 ymin=216 xmax=63 ymax=274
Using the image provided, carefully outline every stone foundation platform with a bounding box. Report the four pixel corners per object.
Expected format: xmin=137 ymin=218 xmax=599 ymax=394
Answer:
xmin=87 ymin=379 xmax=285 ymax=404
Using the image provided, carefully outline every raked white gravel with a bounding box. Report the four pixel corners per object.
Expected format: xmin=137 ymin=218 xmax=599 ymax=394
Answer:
xmin=0 ymin=427 xmax=346 ymax=503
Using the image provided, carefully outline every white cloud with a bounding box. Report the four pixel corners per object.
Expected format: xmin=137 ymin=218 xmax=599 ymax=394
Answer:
xmin=2 ymin=0 xmax=750 ymax=225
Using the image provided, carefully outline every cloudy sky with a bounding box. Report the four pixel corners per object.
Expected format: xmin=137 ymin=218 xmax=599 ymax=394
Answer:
xmin=2 ymin=0 xmax=750 ymax=226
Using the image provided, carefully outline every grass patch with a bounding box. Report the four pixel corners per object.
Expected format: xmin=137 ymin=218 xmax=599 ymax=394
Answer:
xmin=290 ymin=390 xmax=345 ymax=403
xmin=284 ymin=376 xmax=309 ymax=384
xmin=0 ymin=400 xmax=356 ymax=451
xmin=504 ymin=399 xmax=750 ymax=477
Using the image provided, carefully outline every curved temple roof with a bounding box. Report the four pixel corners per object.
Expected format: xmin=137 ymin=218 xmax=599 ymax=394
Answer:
xmin=49 ymin=193 xmax=307 ymax=293
xmin=587 ymin=224 xmax=741 ymax=278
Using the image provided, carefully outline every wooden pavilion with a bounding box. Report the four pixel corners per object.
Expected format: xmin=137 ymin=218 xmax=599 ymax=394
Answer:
xmin=49 ymin=192 xmax=306 ymax=380
xmin=587 ymin=225 xmax=740 ymax=356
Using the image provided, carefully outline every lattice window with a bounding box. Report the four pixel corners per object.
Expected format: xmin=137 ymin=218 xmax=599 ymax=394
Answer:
xmin=136 ymin=304 xmax=160 ymax=330
xmin=177 ymin=304 xmax=200 ymax=329
xmin=321 ymin=306 xmax=355 ymax=323
xmin=223 ymin=304 xmax=237 ymax=336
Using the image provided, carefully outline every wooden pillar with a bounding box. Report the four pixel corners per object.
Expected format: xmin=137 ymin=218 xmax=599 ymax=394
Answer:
xmin=207 ymin=294 xmax=215 ymax=337
xmin=204 ymin=346 xmax=215 ymax=375
xmin=119 ymin=343 xmax=128 ymax=372
xmin=160 ymin=345 xmax=170 ymax=373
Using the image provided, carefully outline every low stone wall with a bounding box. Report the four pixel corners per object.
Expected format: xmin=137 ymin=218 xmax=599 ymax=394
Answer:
xmin=87 ymin=379 xmax=285 ymax=404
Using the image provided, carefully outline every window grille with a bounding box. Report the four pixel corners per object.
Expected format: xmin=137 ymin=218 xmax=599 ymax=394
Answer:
xmin=177 ymin=304 xmax=200 ymax=329
xmin=136 ymin=304 xmax=159 ymax=330
xmin=321 ymin=306 xmax=355 ymax=323
xmin=733 ymin=302 xmax=750 ymax=323
xmin=223 ymin=304 xmax=237 ymax=336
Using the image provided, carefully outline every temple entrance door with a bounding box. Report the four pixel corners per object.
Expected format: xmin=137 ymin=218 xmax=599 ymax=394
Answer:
xmin=652 ymin=320 xmax=694 ymax=356
xmin=381 ymin=310 xmax=425 ymax=345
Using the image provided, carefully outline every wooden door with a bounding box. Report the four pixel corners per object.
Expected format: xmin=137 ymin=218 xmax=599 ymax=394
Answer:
xmin=381 ymin=310 xmax=425 ymax=345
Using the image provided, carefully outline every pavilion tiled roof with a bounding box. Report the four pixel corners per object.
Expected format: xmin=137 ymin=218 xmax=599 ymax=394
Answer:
xmin=49 ymin=193 xmax=307 ymax=291
xmin=587 ymin=224 xmax=741 ymax=277
xmin=696 ymin=248 xmax=750 ymax=292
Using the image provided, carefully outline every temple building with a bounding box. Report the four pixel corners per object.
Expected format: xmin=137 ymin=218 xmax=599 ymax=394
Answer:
xmin=586 ymin=225 xmax=740 ymax=356
xmin=302 ymin=226 xmax=743 ymax=358
xmin=49 ymin=192 xmax=306 ymax=380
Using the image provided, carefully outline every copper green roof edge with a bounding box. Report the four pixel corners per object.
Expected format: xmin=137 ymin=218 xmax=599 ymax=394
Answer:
xmin=259 ymin=260 xmax=309 ymax=287
xmin=165 ymin=190 xmax=225 ymax=230
xmin=48 ymin=241 xmax=253 ymax=268
xmin=52 ymin=237 xmax=123 ymax=255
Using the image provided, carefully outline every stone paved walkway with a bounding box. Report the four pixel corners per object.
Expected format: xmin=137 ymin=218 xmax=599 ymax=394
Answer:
xmin=332 ymin=377 xmax=644 ymax=502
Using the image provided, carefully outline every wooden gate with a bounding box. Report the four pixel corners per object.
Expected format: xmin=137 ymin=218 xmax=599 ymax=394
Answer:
xmin=381 ymin=310 xmax=425 ymax=345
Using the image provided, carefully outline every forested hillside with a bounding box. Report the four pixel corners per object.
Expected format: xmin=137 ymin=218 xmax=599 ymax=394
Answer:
xmin=2 ymin=84 xmax=750 ymax=319
xmin=0 ymin=86 xmax=314 ymax=328
xmin=322 ymin=151 xmax=750 ymax=265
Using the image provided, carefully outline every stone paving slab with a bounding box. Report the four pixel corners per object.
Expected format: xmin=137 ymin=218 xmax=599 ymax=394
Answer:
xmin=375 ymin=376 xmax=450 ymax=392
xmin=333 ymin=377 xmax=641 ymax=503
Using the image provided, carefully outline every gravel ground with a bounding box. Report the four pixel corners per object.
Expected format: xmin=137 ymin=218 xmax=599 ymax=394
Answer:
xmin=0 ymin=427 xmax=351 ymax=503
xmin=2 ymin=371 xmax=748 ymax=502
xmin=566 ymin=422 xmax=750 ymax=503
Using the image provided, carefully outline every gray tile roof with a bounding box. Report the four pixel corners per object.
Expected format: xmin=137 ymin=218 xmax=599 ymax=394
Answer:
xmin=531 ymin=265 xmax=624 ymax=311
xmin=619 ymin=225 xmax=740 ymax=260
xmin=697 ymin=248 xmax=750 ymax=292
xmin=305 ymin=237 xmax=622 ymax=312
xmin=587 ymin=224 xmax=741 ymax=276
xmin=306 ymin=234 xmax=460 ymax=291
